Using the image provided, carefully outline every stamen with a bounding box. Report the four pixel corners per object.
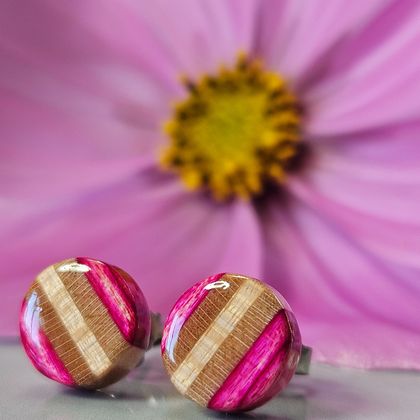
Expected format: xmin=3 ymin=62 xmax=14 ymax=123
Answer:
xmin=160 ymin=54 xmax=301 ymax=201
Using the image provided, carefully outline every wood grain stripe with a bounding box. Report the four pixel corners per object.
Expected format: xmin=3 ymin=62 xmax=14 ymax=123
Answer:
xmin=37 ymin=266 xmax=112 ymax=377
xmin=171 ymin=279 xmax=264 ymax=394
xmin=161 ymin=273 xmax=301 ymax=411
xmin=36 ymin=283 xmax=94 ymax=385
xmin=163 ymin=279 xmax=240 ymax=373
xmin=63 ymin=270 xmax=124 ymax=360
xmin=186 ymin=289 xmax=282 ymax=405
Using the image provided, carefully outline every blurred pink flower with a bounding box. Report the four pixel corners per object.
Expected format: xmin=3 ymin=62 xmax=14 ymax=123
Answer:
xmin=1 ymin=0 xmax=420 ymax=369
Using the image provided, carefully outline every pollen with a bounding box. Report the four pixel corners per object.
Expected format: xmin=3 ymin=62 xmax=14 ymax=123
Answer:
xmin=160 ymin=54 xmax=301 ymax=201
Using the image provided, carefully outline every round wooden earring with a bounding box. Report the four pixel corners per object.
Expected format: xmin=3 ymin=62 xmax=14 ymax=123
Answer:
xmin=20 ymin=257 xmax=161 ymax=389
xmin=161 ymin=273 xmax=311 ymax=412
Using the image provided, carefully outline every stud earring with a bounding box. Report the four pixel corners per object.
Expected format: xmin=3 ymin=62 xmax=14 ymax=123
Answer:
xmin=161 ymin=273 xmax=311 ymax=412
xmin=19 ymin=257 xmax=161 ymax=389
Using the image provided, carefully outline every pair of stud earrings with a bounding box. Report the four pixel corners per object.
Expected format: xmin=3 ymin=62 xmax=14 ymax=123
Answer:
xmin=20 ymin=257 xmax=311 ymax=412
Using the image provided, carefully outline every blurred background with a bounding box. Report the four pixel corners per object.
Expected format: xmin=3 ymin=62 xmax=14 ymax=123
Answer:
xmin=1 ymin=0 xmax=420 ymax=370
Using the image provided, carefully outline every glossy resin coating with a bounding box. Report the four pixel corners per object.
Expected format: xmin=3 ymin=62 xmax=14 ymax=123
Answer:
xmin=161 ymin=273 xmax=302 ymax=412
xmin=20 ymin=257 xmax=151 ymax=389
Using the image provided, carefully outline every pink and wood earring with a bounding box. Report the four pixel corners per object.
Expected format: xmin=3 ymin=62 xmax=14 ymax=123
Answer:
xmin=161 ymin=273 xmax=311 ymax=412
xmin=19 ymin=257 xmax=161 ymax=389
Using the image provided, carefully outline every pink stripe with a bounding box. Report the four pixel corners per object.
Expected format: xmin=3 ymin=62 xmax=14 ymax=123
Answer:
xmin=238 ymin=338 xmax=290 ymax=410
xmin=108 ymin=265 xmax=150 ymax=348
xmin=239 ymin=309 xmax=302 ymax=410
xmin=77 ymin=257 xmax=150 ymax=348
xmin=20 ymin=291 xmax=74 ymax=386
xmin=161 ymin=273 xmax=225 ymax=360
xmin=208 ymin=311 xmax=293 ymax=412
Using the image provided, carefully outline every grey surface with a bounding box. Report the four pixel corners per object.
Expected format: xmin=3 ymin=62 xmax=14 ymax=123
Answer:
xmin=1 ymin=342 xmax=419 ymax=420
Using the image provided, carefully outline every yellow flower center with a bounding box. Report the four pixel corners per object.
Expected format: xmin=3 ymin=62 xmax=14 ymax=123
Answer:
xmin=160 ymin=55 xmax=301 ymax=200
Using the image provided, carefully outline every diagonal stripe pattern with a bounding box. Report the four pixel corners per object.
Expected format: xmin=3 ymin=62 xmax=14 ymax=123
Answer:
xmin=38 ymin=266 xmax=112 ymax=377
xmin=19 ymin=257 xmax=150 ymax=389
xmin=162 ymin=273 xmax=302 ymax=412
xmin=171 ymin=280 xmax=264 ymax=393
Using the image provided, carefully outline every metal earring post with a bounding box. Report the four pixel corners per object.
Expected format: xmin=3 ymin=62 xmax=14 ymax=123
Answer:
xmin=295 ymin=345 xmax=312 ymax=375
xmin=149 ymin=312 xmax=163 ymax=348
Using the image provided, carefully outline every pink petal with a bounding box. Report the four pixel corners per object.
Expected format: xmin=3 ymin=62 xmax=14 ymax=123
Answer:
xmin=223 ymin=0 xmax=260 ymax=54
xmin=304 ymin=0 xmax=420 ymax=136
xmin=308 ymin=120 xmax=420 ymax=162
xmin=263 ymin=195 xmax=420 ymax=369
xmin=288 ymin=145 xmax=420 ymax=267
xmin=0 ymin=171 xmax=262 ymax=336
xmin=0 ymin=0 xmax=180 ymax=158
xmin=116 ymin=0 xmax=246 ymax=77
xmin=0 ymin=0 xmax=180 ymax=96
xmin=0 ymin=91 xmax=160 ymax=210
xmin=302 ymin=315 xmax=420 ymax=370
xmin=0 ymin=1 xmax=177 ymax=222
xmin=256 ymin=0 xmax=387 ymax=84
xmin=301 ymin=0 xmax=419 ymax=93
xmin=214 ymin=201 xmax=263 ymax=278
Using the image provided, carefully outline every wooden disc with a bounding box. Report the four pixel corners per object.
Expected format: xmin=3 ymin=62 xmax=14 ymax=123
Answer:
xmin=161 ymin=273 xmax=302 ymax=412
xmin=20 ymin=257 xmax=151 ymax=389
